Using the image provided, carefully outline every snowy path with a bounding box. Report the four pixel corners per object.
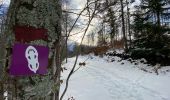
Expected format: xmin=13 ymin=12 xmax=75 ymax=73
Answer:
xmin=60 ymin=55 xmax=170 ymax=100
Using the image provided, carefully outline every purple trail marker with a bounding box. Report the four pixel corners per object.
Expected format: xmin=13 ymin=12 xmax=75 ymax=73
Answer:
xmin=10 ymin=43 xmax=49 ymax=76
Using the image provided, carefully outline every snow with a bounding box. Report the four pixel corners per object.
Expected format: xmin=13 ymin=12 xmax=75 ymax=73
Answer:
xmin=60 ymin=53 xmax=170 ymax=100
xmin=4 ymin=91 xmax=8 ymax=100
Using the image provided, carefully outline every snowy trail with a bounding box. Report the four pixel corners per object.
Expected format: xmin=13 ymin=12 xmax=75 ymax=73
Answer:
xmin=60 ymin=55 xmax=170 ymax=100
xmin=86 ymin=64 xmax=167 ymax=100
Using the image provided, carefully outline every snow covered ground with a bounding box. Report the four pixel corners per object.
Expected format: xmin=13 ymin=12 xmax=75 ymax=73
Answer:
xmin=60 ymin=53 xmax=170 ymax=100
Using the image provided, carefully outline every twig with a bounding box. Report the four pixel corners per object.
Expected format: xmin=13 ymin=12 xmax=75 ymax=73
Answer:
xmin=73 ymin=55 xmax=91 ymax=73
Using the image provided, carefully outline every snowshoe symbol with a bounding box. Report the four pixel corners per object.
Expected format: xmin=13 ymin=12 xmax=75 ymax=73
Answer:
xmin=25 ymin=46 xmax=39 ymax=73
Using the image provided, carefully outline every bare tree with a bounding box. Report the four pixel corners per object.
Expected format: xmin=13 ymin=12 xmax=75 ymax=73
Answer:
xmin=60 ymin=0 xmax=98 ymax=99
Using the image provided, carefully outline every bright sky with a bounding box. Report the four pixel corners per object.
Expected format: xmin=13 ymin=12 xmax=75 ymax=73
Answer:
xmin=69 ymin=0 xmax=86 ymax=10
xmin=0 ymin=0 xmax=10 ymax=5
xmin=66 ymin=0 xmax=99 ymax=45
xmin=67 ymin=0 xmax=141 ymax=45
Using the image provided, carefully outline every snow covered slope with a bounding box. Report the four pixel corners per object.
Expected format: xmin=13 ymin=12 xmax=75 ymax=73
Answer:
xmin=60 ymin=54 xmax=170 ymax=100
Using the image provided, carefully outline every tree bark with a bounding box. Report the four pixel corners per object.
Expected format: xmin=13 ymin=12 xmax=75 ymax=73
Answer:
xmin=0 ymin=82 xmax=3 ymax=100
xmin=4 ymin=0 xmax=62 ymax=99
xmin=52 ymin=38 xmax=61 ymax=100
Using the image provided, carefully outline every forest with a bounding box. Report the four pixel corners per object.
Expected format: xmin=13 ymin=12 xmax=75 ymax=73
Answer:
xmin=0 ymin=0 xmax=170 ymax=100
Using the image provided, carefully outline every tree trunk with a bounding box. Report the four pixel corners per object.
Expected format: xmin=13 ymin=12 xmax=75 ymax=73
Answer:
xmin=4 ymin=0 xmax=62 ymax=99
xmin=120 ymin=0 xmax=128 ymax=51
xmin=65 ymin=12 xmax=68 ymax=63
xmin=105 ymin=0 xmax=116 ymax=47
xmin=157 ymin=11 xmax=161 ymax=28
xmin=0 ymin=82 xmax=3 ymax=100
xmin=156 ymin=11 xmax=161 ymax=35
xmin=53 ymin=39 xmax=61 ymax=100
xmin=126 ymin=0 xmax=131 ymax=48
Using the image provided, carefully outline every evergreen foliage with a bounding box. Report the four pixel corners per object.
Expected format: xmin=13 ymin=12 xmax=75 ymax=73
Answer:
xmin=130 ymin=0 xmax=170 ymax=65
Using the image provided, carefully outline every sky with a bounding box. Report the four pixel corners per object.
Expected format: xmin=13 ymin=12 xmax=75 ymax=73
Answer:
xmin=65 ymin=0 xmax=100 ymax=45
xmin=67 ymin=0 xmax=141 ymax=45
xmin=0 ymin=0 xmax=10 ymax=6
xmin=69 ymin=0 xmax=87 ymax=10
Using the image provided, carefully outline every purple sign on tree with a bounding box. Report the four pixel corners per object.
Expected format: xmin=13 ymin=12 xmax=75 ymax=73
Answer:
xmin=10 ymin=43 xmax=49 ymax=76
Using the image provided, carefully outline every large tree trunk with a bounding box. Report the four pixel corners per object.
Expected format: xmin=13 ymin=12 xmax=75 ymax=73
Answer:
xmin=0 ymin=34 xmax=7 ymax=99
xmin=3 ymin=0 xmax=62 ymax=99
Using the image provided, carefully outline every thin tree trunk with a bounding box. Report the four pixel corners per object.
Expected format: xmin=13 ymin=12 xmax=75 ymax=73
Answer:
xmin=126 ymin=0 xmax=131 ymax=48
xmin=156 ymin=11 xmax=161 ymax=35
xmin=120 ymin=0 xmax=128 ymax=51
xmin=0 ymin=82 xmax=3 ymax=100
xmin=105 ymin=0 xmax=115 ymax=47
xmin=53 ymin=40 xmax=61 ymax=100
xmin=65 ymin=13 xmax=68 ymax=63
xmin=157 ymin=11 xmax=161 ymax=27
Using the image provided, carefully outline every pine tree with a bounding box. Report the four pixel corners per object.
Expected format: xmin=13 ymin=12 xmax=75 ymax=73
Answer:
xmin=131 ymin=0 xmax=170 ymax=65
xmin=141 ymin=0 xmax=170 ymax=35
